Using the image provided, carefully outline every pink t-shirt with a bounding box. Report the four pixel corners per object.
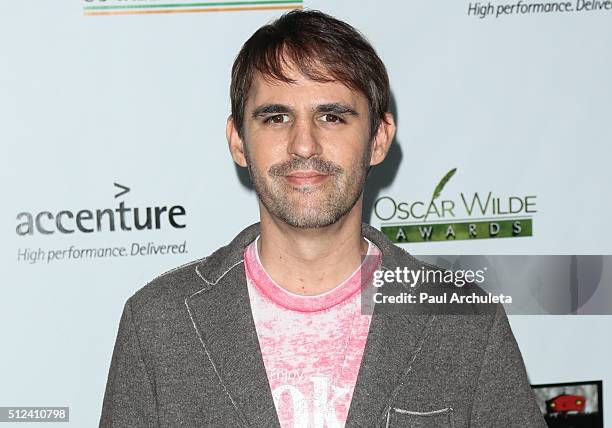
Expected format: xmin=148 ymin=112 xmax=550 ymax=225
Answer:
xmin=244 ymin=237 xmax=381 ymax=428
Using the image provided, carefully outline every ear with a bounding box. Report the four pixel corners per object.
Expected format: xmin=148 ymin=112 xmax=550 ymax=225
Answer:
xmin=369 ymin=112 xmax=396 ymax=167
xmin=226 ymin=115 xmax=248 ymax=167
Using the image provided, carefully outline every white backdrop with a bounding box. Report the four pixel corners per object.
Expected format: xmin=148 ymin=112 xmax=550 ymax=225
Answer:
xmin=1 ymin=0 xmax=611 ymax=425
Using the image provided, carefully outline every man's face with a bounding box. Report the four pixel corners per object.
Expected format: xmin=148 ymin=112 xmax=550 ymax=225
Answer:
xmin=234 ymin=65 xmax=375 ymax=228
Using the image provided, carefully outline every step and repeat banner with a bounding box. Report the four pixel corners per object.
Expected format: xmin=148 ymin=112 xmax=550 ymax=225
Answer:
xmin=1 ymin=0 xmax=611 ymax=425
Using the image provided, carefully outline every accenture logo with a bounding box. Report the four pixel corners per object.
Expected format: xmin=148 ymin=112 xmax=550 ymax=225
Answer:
xmin=16 ymin=183 xmax=186 ymax=236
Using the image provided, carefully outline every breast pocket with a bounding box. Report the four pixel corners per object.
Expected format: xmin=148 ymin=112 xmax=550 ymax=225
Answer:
xmin=385 ymin=407 xmax=455 ymax=428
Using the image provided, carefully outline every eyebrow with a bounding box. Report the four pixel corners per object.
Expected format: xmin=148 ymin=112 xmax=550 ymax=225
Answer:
xmin=315 ymin=103 xmax=359 ymax=117
xmin=251 ymin=102 xmax=359 ymax=118
xmin=251 ymin=104 xmax=294 ymax=118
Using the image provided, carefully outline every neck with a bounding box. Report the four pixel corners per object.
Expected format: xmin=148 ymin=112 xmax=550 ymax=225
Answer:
xmin=257 ymin=198 xmax=368 ymax=296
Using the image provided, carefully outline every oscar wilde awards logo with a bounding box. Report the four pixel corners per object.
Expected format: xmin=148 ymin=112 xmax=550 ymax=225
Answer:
xmin=81 ymin=0 xmax=303 ymax=16
xmin=375 ymin=168 xmax=538 ymax=244
xmin=15 ymin=183 xmax=188 ymax=265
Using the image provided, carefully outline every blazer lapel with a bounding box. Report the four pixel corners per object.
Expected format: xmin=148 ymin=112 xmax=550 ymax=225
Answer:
xmin=345 ymin=312 xmax=435 ymax=428
xmin=346 ymin=224 xmax=437 ymax=428
xmin=185 ymin=224 xmax=280 ymax=428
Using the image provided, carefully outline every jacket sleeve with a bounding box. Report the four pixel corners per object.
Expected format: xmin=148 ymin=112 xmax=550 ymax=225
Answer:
xmin=469 ymin=304 xmax=546 ymax=427
xmin=100 ymin=299 xmax=158 ymax=427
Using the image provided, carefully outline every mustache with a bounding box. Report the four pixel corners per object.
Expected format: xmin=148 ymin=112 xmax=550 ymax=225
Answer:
xmin=268 ymin=158 xmax=343 ymax=177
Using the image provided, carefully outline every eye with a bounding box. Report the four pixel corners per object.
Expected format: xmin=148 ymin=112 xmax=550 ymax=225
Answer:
xmin=265 ymin=114 xmax=290 ymax=124
xmin=320 ymin=114 xmax=343 ymax=123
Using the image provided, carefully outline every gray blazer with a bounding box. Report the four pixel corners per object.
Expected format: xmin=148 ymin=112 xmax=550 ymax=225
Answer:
xmin=100 ymin=223 xmax=546 ymax=427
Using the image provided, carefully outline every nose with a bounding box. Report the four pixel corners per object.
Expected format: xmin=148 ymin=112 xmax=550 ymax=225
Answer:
xmin=287 ymin=118 xmax=322 ymax=159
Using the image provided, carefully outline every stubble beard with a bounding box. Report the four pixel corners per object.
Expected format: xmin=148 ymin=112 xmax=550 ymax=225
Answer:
xmin=245 ymin=147 xmax=371 ymax=229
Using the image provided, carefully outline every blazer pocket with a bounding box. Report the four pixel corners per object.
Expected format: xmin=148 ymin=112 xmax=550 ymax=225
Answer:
xmin=386 ymin=407 xmax=455 ymax=428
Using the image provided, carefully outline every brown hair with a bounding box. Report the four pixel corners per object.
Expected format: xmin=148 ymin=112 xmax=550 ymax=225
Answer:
xmin=230 ymin=9 xmax=390 ymax=139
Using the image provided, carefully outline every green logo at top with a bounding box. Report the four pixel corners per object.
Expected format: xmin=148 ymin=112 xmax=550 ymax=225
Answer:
xmin=82 ymin=0 xmax=303 ymax=16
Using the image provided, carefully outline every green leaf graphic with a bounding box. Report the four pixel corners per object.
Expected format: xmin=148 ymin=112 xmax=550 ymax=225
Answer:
xmin=431 ymin=168 xmax=457 ymax=201
xmin=424 ymin=168 xmax=457 ymax=222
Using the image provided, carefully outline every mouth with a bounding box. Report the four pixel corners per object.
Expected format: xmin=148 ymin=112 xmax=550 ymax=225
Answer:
xmin=282 ymin=170 xmax=329 ymax=186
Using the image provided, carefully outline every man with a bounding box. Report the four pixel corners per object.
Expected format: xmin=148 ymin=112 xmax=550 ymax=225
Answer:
xmin=100 ymin=10 xmax=546 ymax=427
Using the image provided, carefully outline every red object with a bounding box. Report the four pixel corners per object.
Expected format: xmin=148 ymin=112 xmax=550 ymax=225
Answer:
xmin=546 ymin=394 xmax=586 ymax=414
